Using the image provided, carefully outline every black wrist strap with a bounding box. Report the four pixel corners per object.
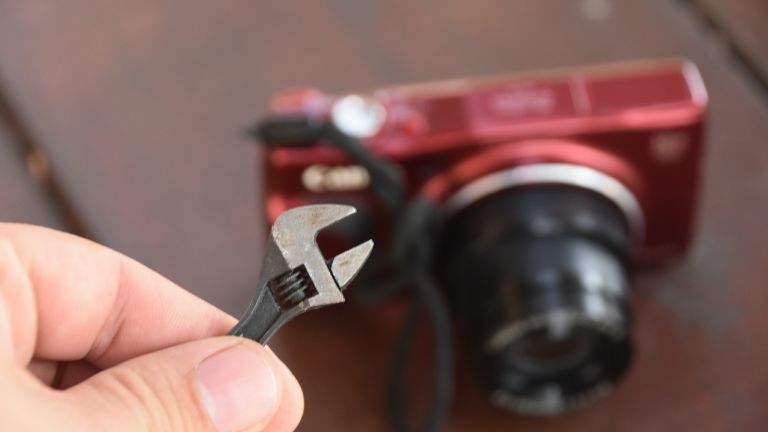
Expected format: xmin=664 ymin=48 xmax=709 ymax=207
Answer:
xmin=254 ymin=116 xmax=454 ymax=432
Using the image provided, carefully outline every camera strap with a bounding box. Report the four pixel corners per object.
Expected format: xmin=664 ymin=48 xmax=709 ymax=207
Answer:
xmin=256 ymin=116 xmax=453 ymax=432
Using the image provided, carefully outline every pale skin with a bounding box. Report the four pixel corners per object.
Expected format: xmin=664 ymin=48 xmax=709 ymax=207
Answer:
xmin=0 ymin=223 xmax=304 ymax=432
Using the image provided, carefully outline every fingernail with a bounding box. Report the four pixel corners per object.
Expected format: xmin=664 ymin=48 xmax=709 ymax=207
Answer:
xmin=196 ymin=344 xmax=279 ymax=432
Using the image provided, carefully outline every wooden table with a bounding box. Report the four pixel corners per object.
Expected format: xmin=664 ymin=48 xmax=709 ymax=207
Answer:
xmin=2 ymin=1 xmax=767 ymax=430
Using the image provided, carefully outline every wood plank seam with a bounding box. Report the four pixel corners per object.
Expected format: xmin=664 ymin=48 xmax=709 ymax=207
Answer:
xmin=0 ymin=79 xmax=85 ymax=235
xmin=677 ymin=0 xmax=768 ymax=104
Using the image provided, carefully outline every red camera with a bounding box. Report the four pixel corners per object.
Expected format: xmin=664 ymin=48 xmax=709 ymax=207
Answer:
xmin=258 ymin=60 xmax=706 ymax=414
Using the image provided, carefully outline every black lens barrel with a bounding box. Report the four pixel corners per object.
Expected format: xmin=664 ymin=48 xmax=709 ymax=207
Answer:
xmin=439 ymin=186 xmax=633 ymax=414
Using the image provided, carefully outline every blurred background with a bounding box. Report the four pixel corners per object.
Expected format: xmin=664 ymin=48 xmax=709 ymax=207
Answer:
xmin=1 ymin=1 xmax=767 ymax=431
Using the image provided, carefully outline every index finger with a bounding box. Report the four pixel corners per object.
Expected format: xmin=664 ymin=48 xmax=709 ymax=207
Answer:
xmin=0 ymin=223 xmax=237 ymax=367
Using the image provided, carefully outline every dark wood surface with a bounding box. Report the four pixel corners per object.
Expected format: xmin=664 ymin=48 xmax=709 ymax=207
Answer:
xmin=1 ymin=1 xmax=767 ymax=431
xmin=698 ymin=0 xmax=768 ymax=84
xmin=0 ymin=106 xmax=65 ymax=230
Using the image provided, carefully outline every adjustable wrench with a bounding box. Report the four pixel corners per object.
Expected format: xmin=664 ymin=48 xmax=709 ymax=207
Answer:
xmin=229 ymin=204 xmax=374 ymax=343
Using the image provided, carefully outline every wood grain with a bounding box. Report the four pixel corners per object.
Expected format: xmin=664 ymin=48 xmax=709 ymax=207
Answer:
xmin=0 ymin=1 xmax=766 ymax=431
xmin=698 ymin=0 xmax=768 ymax=85
xmin=0 ymin=108 xmax=66 ymax=230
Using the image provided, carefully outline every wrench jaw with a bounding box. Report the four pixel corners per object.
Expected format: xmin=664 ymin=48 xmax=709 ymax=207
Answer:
xmin=329 ymin=239 xmax=375 ymax=290
xmin=230 ymin=204 xmax=373 ymax=344
xmin=229 ymin=204 xmax=373 ymax=343
xmin=271 ymin=204 xmax=374 ymax=309
xmin=270 ymin=204 xmax=357 ymax=261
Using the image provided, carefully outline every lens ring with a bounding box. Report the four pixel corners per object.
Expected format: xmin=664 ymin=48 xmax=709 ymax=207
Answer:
xmin=488 ymin=309 xmax=626 ymax=352
xmin=443 ymin=163 xmax=645 ymax=243
xmin=439 ymin=185 xmax=635 ymax=415
xmin=490 ymin=378 xmax=617 ymax=415
xmin=485 ymin=309 xmax=630 ymax=415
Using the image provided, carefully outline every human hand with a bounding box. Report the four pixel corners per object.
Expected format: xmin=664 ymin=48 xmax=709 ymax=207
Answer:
xmin=0 ymin=224 xmax=303 ymax=431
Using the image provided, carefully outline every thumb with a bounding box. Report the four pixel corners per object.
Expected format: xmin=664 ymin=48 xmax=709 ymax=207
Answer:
xmin=69 ymin=337 xmax=289 ymax=432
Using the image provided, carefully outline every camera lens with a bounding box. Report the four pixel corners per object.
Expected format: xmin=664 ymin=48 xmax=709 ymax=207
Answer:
xmin=512 ymin=327 xmax=597 ymax=375
xmin=439 ymin=185 xmax=633 ymax=414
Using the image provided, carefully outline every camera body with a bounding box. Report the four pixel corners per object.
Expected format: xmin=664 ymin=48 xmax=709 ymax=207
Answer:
xmin=259 ymin=60 xmax=707 ymax=413
xmin=263 ymin=60 xmax=705 ymax=265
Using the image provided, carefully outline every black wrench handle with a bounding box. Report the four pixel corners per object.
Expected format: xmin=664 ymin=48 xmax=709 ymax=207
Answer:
xmin=228 ymin=285 xmax=300 ymax=344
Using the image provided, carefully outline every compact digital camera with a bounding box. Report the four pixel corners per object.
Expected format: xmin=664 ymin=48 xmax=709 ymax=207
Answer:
xmin=258 ymin=60 xmax=707 ymax=414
